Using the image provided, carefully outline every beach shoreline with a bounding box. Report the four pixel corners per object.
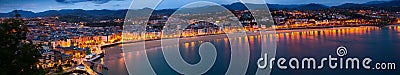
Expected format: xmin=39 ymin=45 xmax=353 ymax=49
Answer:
xmin=105 ymin=26 xmax=384 ymax=47
xmin=102 ymin=25 xmax=393 ymax=55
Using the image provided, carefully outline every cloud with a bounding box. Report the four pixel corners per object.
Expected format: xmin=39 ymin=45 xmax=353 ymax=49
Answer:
xmin=55 ymin=0 xmax=122 ymax=4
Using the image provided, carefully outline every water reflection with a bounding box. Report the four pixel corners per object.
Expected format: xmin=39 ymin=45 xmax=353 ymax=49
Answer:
xmin=103 ymin=26 xmax=400 ymax=75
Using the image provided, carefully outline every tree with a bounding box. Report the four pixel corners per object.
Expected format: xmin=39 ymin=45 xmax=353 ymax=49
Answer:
xmin=0 ymin=12 xmax=45 ymax=75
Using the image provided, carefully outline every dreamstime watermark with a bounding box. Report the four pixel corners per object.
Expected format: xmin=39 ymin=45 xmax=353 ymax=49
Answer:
xmin=257 ymin=46 xmax=396 ymax=70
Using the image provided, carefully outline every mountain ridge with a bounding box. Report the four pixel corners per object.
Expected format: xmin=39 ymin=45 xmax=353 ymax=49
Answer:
xmin=1 ymin=1 xmax=399 ymax=22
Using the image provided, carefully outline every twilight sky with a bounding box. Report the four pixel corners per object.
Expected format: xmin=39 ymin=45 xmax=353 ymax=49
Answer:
xmin=0 ymin=0 xmax=391 ymax=13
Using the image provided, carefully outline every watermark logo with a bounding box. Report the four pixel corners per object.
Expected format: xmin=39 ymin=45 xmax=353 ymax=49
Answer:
xmin=336 ymin=46 xmax=347 ymax=57
xmin=257 ymin=46 xmax=396 ymax=70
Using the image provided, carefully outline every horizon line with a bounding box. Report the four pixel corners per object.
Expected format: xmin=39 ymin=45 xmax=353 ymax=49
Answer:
xmin=0 ymin=1 xmax=391 ymax=13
